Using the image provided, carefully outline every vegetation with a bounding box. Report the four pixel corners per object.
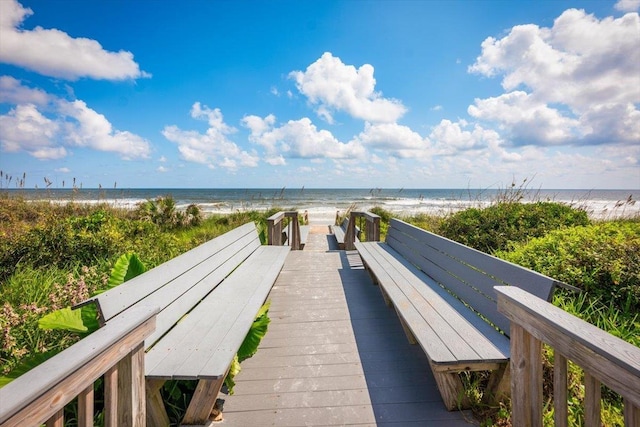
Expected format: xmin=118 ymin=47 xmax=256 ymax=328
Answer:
xmin=1 ymin=189 xmax=638 ymax=426
xmin=370 ymin=198 xmax=637 ymax=426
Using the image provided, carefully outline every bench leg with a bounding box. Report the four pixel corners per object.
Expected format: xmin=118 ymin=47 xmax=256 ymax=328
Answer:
xmin=146 ymin=379 xmax=170 ymax=427
xmin=432 ymin=369 xmax=470 ymax=411
xmin=483 ymin=363 xmax=511 ymax=405
xmin=181 ymin=378 xmax=225 ymax=425
xmin=395 ymin=309 xmax=417 ymax=345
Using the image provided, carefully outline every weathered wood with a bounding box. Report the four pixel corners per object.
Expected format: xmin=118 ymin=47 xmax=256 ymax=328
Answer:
xmin=224 ymin=229 xmax=473 ymax=425
xmin=78 ymin=385 xmax=94 ymax=427
xmin=145 ymin=379 xmax=169 ymax=427
xmin=496 ymin=286 xmax=640 ymax=407
xmin=77 ymin=222 xmax=258 ymax=323
xmin=45 ymin=410 xmax=63 ymax=427
xmin=554 ymin=352 xmax=568 ymax=427
xmin=103 ymin=365 xmax=118 ymax=427
xmin=483 ymin=362 xmax=510 ymax=405
xmin=509 ymin=323 xmax=540 ymax=427
xmin=584 ymin=372 xmax=601 ymax=427
xmin=117 ymin=343 xmax=146 ymax=427
xmin=145 ymin=246 xmax=289 ymax=379
xmin=624 ymin=399 xmax=639 ymax=427
xmin=182 ymin=378 xmax=225 ymax=425
xmin=432 ymin=370 xmax=469 ymax=410
xmin=497 ymin=286 xmax=640 ymax=426
xmin=0 ymin=306 xmax=157 ymax=427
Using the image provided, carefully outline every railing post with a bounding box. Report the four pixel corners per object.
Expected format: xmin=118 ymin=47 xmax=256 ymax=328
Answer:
xmin=510 ymin=323 xmax=543 ymax=427
xmin=117 ymin=342 xmax=146 ymax=427
xmin=285 ymin=211 xmax=301 ymax=250
xmin=345 ymin=212 xmax=357 ymax=250
xmin=267 ymin=212 xmax=284 ymax=246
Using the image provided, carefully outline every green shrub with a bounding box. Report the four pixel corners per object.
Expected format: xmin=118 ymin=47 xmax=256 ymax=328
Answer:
xmin=497 ymin=221 xmax=640 ymax=313
xmin=438 ymin=202 xmax=590 ymax=253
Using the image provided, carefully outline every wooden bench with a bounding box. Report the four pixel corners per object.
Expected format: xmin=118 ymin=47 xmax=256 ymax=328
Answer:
xmin=331 ymin=218 xmax=360 ymax=250
xmin=76 ymin=222 xmax=290 ymax=425
xmin=355 ymin=219 xmax=560 ymax=410
xmin=283 ymin=225 xmax=310 ymax=248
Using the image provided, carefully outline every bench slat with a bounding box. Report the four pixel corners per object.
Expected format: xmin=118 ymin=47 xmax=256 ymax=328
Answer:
xmin=144 ymin=234 xmax=261 ymax=347
xmin=358 ymin=241 xmax=509 ymax=365
xmin=81 ymin=223 xmax=259 ymax=322
xmin=145 ymin=246 xmax=290 ymax=379
xmin=391 ymin=220 xmax=556 ymax=301
xmin=387 ymin=229 xmax=510 ymax=333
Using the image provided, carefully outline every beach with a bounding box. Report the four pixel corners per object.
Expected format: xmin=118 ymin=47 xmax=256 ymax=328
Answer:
xmin=3 ymin=188 xmax=638 ymax=222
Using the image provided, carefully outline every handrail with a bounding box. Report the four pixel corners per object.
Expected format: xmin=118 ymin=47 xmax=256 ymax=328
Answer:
xmin=267 ymin=211 xmax=302 ymax=250
xmin=0 ymin=305 xmax=158 ymax=427
xmin=495 ymin=286 xmax=640 ymax=427
xmin=345 ymin=211 xmax=380 ymax=250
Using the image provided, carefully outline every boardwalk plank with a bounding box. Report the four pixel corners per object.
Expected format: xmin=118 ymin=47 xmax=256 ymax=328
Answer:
xmin=222 ymin=225 xmax=474 ymax=426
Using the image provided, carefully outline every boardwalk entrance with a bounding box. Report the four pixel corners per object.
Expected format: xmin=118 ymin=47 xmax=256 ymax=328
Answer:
xmin=222 ymin=225 xmax=474 ymax=426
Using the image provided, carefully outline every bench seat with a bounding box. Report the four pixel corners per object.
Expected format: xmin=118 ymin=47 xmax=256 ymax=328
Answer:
xmin=331 ymin=218 xmax=360 ymax=250
xmin=76 ymin=222 xmax=290 ymax=425
xmin=145 ymin=245 xmax=289 ymax=380
xmin=356 ymin=219 xmax=558 ymax=410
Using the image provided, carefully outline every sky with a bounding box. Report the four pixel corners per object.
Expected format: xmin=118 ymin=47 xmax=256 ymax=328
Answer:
xmin=0 ymin=0 xmax=639 ymax=190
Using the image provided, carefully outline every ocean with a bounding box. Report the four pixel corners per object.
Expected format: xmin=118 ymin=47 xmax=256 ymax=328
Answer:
xmin=4 ymin=188 xmax=639 ymax=222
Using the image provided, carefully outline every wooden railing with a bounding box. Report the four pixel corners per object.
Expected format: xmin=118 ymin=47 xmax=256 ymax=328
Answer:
xmin=267 ymin=211 xmax=302 ymax=250
xmin=496 ymin=286 xmax=640 ymax=427
xmin=344 ymin=211 xmax=380 ymax=250
xmin=0 ymin=306 xmax=158 ymax=427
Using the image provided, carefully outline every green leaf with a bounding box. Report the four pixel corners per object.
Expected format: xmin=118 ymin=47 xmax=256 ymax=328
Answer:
xmin=237 ymin=302 xmax=270 ymax=363
xmin=80 ymin=304 xmax=100 ymax=334
xmin=105 ymin=253 xmax=146 ymax=291
xmin=0 ymin=350 xmax=60 ymax=388
xmin=38 ymin=307 xmax=87 ymax=332
xmin=223 ymin=354 xmax=241 ymax=395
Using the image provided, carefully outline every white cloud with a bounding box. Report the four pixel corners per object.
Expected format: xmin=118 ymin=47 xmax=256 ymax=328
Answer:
xmin=615 ymin=0 xmax=640 ymax=12
xmin=57 ymin=99 xmax=151 ymax=159
xmin=353 ymin=122 xmax=430 ymax=158
xmin=55 ymin=167 xmax=70 ymax=173
xmin=468 ymin=91 xmax=580 ymax=145
xmin=468 ymin=9 xmax=640 ymax=146
xmin=0 ymin=0 xmax=150 ymax=80
xmin=157 ymin=166 xmax=169 ymax=173
xmin=0 ymin=78 xmax=151 ymax=160
xmin=290 ymin=52 xmax=406 ymax=123
xmin=0 ymin=103 xmax=64 ymax=159
xmin=243 ymin=114 xmax=365 ymax=160
xmin=163 ymin=103 xmax=259 ymax=170
xmin=0 ymin=75 xmax=49 ymax=105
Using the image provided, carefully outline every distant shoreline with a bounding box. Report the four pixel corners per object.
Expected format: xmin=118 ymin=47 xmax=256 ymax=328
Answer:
xmin=2 ymin=187 xmax=638 ymax=221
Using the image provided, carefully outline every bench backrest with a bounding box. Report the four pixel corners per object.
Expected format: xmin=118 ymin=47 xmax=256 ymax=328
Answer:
xmin=79 ymin=222 xmax=261 ymax=348
xmin=386 ymin=219 xmax=557 ymax=335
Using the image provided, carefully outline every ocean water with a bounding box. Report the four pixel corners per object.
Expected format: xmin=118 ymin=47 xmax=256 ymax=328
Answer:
xmin=5 ymin=188 xmax=639 ymax=222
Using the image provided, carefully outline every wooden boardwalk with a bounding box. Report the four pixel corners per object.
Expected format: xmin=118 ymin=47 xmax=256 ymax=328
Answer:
xmin=222 ymin=225 xmax=475 ymax=426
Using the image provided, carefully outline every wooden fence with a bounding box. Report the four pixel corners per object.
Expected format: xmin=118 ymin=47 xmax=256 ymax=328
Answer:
xmin=496 ymin=286 xmax=640 ymax=427
xmin=267 ymin=211 xmax=302 ymax=250
xmin=0 ymin=306 xmax=158 ymax=427
xmin=344 ymin=211 xmax=381 ymax=250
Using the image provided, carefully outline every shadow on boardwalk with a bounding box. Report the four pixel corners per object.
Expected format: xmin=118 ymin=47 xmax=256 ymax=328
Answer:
xmin=221 ymin=228 xmax=476 ymax=426
xmin=338 ymin=251 xmax=476 ymax=426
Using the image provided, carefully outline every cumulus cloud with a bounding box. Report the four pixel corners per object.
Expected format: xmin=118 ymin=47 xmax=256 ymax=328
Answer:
xmin=243 ymin=114 xmax=366 ymax=161
xmin=0 ymin=78 xmax=151 ymax=160
xmin=352 ymin=122 xmax=430 ymax=158
xmin=0 ymin=0 xmax=150 ymax=80
xmin=58 ymin=100 xmax=152 ymax=159
xmin=290 ymin=52 xmax=406 ymax=123
xmin=0 ymin=103 xmax=65 ymax=159
xmin=468 ymin=9 xmax=640 ymax=146
xmin=0 ymin=75 xmax=49 ymax=105
xmin=615 ymin=0 xmax=640 ymax=12
xmin=163 ymin=103 xmax=259 ymax=170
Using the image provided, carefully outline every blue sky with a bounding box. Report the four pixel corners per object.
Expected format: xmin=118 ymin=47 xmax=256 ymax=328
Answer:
xmin=1 ymin=0 xmax=639 ymax=189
